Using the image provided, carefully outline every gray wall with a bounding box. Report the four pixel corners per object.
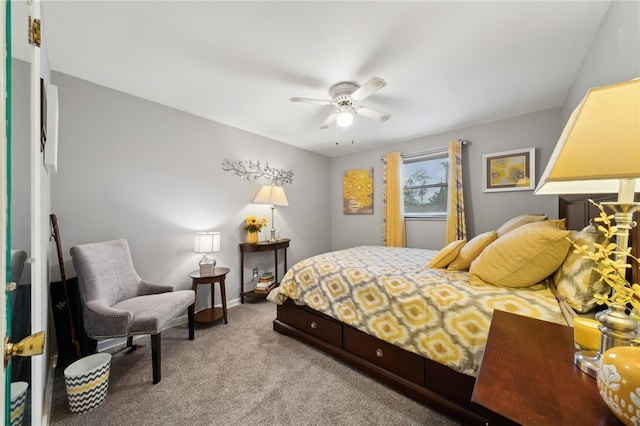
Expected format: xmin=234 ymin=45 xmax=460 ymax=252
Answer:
xmin=330 ymin=108 xmax=562 ymax=251
xmin=562 ymin=0 xmax=640 ymax=121
xmin=51 ymin=72 xmax=331 ymax=307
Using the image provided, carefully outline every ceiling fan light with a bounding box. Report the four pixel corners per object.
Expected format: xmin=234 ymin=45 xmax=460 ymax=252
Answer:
xmin=336 ymin=111 xmax=354 ymax=128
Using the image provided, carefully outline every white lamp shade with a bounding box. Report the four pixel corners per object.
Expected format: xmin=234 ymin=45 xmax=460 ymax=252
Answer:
xmin=535 ymin=79 xmax=640 ymax=196
xmin=194 ymin=232 xmax=221 ymax=253
xmin=337 ymin=111 xmax=354 ymax=128
xmin=253 ymin=185 xmax=289 ymax=206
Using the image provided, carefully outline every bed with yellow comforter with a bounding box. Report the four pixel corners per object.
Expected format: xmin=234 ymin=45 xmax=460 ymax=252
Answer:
xmin=268 ymin=245 xmax=565 ymax=377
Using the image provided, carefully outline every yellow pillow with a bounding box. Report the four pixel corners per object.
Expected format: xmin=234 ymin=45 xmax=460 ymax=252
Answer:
xmin=428 ymin=240 xmax=467 ymax=269
xmin=496 ymin=213 xmax=548 ymax=237
xmin=469 ymin=220 xmax=572 ymax=288
xmin=546 ymin=218 xmax=567 ymax=230
xmin=447 ymin=231 xmax=497 ymax=271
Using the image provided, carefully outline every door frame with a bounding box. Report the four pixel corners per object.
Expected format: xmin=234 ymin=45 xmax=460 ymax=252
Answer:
xmin=2 ymin=0 xmax=10 ymax=421
xmin=3 ymin=0 xmax=47 ymax=423
xmin=27 ymin=1 xmax=46 ymax=424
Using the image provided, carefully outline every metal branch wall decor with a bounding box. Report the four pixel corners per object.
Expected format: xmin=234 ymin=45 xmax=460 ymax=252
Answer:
xmin=222 ymin=158 xmax=294 ymax=186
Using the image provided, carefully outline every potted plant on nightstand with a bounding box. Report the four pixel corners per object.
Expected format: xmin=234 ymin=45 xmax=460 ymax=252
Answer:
xmin=571 ymin=201 xmax=640 ymax=426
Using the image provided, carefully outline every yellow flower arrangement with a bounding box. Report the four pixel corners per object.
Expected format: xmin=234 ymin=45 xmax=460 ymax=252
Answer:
xmin=245 ymin=215 xmax=268 ymax=233
xmin=570 ymin=200 xmax=640 ymax=314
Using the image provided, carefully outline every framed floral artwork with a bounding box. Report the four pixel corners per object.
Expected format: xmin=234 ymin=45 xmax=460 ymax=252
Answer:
xmin=482 ymin=148 xmax=535 ymax=192
xmin=343 ymin=167 xmax=373 ymax=214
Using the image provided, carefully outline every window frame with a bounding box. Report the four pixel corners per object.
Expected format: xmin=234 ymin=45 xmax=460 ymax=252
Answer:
xmin=402 ymin=149 xmax=449 ymax=219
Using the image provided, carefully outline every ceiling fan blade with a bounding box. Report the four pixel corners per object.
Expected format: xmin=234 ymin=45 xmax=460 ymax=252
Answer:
xmin=355 ymin=105 xmax=391 ymax=122
xmin=350 ymin=77 xmax=387 ymax=102
xmin=290 ymin=97 xmax=333 ymax=106
xmin=320 ymin=110 xmax=338 ymax=129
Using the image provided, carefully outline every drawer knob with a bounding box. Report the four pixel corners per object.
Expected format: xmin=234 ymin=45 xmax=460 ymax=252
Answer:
xmin=376 ymin=348 xmax=384 ymax=358
xmin=310 ymin=321 xmax=317 ymax=329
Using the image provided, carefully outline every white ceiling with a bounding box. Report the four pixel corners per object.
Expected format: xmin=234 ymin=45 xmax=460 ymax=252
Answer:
xmin=36 ymin=1 xmax=612 ymax=158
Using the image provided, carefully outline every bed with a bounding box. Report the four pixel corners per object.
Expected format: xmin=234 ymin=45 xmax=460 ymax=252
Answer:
xmin=268 ymin=195 xmax=639 ymax=425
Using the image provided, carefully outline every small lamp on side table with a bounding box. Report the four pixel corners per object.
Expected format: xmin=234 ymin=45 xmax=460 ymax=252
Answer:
xmin=253 ymin=185 xmax=289 ymax=242
xmin=194 ymin=232 xmax=221 ymax=276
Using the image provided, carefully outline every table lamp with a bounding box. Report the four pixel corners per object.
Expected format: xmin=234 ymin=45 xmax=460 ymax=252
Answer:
xmin=194 ymin=232 xmax=221 ymax=276
xmin=253 ymin=185 xmax=289 ymax=242
xmin=535 ymin=79 xmax=640 ymax=377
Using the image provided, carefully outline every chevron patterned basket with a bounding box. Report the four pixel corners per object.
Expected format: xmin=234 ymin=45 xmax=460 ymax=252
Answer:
xmin=64 ymin=353 xmax=111 ymax=414
xmin=10 ymin=381 xmax=28 ymax=426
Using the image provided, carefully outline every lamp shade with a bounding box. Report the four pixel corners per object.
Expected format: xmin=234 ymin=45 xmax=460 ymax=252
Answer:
xmin=535 ymin=79 xmax=640 ymax=196
xmin=337 ymin=111 xmax=354 ymax=128
xmin=194 ymin=232 xmax=221 ymax=253
xmin=253 ymin=185 xmax=289 ymax=206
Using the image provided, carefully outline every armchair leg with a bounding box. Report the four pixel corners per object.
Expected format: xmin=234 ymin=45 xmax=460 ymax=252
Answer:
xmin=151 ymin=333 xmax=161 ymax=384
xmin=123 ymin=336 xmax=140 ymax=354
xmin=188 ymin=304 xmax=195 ymax=341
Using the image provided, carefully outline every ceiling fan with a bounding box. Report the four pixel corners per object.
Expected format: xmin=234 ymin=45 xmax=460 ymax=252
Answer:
xmin=290 ymin=77 xmax=391 ymax=130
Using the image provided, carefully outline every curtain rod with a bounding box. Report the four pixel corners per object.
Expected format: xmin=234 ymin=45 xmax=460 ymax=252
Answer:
xmin=380 ymin=139 xmax=470 ymax=161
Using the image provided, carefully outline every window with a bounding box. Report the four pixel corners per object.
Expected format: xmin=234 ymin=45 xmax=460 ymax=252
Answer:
xmin=403 ymin=150 xmax=449 ymax=218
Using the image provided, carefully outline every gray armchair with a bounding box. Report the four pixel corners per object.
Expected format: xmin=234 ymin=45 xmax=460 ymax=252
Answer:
xmin=70 ymin=239 xmax=195 ymax=384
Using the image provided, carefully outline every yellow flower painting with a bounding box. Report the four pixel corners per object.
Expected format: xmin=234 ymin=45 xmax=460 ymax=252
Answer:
xmin=343 ymin=168 xmax=374 ymax=214
xmin=482 ymin=148 xmax=535 ymax=192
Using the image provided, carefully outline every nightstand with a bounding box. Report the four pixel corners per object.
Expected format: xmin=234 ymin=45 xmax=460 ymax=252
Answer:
xmin=472 ymin=310 xmax=622 ymax=425
xmin=188 ymin=267 xmax=229 ymax=324
xmin=238 ymin=239 xmax=290 ymax=303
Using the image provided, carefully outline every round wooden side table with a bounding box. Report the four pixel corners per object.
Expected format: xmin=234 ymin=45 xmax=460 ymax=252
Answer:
xmin=189 ymin=267 xmax=230 ymax=324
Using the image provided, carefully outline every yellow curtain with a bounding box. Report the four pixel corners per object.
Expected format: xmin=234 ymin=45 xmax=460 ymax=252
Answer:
xmin=383 ymin=152 xmax=406 ymax=247
xmin=445 ymin=139 xmax=467 ymax=243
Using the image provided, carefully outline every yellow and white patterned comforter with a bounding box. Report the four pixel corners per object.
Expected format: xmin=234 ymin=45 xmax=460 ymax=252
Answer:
xmin=268 ymin=245 xmax=566 ymax=377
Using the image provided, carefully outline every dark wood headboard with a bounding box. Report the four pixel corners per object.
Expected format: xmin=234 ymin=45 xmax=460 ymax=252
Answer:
xmin=559 ymin=193 xmax=639 ymax=285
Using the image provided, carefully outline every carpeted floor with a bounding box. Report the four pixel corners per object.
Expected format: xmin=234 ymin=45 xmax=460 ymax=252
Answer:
xmin=49 ymin=302 xmax=463 ymax=425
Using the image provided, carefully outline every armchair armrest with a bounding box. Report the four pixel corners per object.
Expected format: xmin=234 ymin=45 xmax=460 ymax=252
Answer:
xmin=139 ymin=280 xmax=174 ymax=295
xmin=84 ymin=300 xmax=133 ymax=338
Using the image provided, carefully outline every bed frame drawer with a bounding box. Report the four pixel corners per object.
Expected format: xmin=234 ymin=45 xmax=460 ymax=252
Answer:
xmin=429 ymin=361 xmax=475 ymax=407
xmin=276 ymin=303 xmax=342 ymax=347
xmin=343 ymin=326 xmax=426 ymax=386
